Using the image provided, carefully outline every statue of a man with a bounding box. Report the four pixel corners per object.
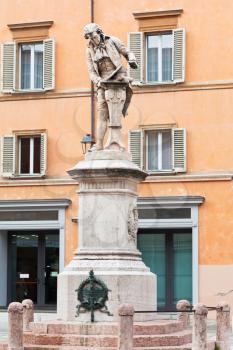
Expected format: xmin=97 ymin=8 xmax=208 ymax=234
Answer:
xmin=84 ymin=23 xmax=138 ymax=151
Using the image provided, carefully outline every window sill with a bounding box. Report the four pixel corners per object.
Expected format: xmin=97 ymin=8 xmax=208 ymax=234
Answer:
xmin=9 ymin=174 xmax=46 ymax=180
xmin=12 ymin=89 xmax=47 ymax=94
xmin=145 ymin=170 xmax=184 ymax=176
xmin=132 ymin=81 xmax=178 ymax=87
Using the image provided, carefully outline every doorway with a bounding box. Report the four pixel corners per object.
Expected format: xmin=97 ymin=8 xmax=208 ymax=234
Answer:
xmin=8 ymin=230 xmax=59 ymax=308
xmin=138 ymin=228 xmax=192 ymax=310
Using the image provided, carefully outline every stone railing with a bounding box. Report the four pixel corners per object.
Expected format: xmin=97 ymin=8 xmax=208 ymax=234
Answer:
xmin=118 ymin=304 xmax=134 ymax=350
xmin=5 ymin=299 xmax=231 ymax=350
xmin=193 ymin=302 xmax=231 ymax=350
xmin=7 ymin=299 xmax=34 ymax=350
xmin=118 ymin=301 xmax=231 ymax=350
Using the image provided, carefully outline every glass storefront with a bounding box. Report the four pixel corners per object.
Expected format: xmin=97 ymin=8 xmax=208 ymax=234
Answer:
xmin=8 ymin=230 xmax=59 ymax=308
xmin=138 ymin=228 xmax=192 ymax=310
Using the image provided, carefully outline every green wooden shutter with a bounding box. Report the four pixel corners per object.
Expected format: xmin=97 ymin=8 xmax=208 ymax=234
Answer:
xmin=129 ymin=130 xmax=142 ymax=168
xmin=1 ymin=43 xmax=16 ymax=93
xmin=1 ymin=135 xmax=15 ymax=177
xmin=128 ymin=32 xmax=144 ymax=83
xmin=43 ymin=39 xmax=55 ymax=90
xmin=40 ymin=132 xmax=47 ymax=176
xmin=172 ymin=29 xmax=185 ymax=83
xmin=172 ymin=128 xmax=186 ymax=172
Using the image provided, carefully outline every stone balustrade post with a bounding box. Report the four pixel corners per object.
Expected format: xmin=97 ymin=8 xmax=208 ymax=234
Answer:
xmin=176 ymin=299 xmax=191 ymax=328
xmin=118 ymin=304 xmax=134 ymax=350
xmin=216 ymin=301 xmax=231 ymax=350
xmin=8 ymin=302 xmax=24 ymax=350
xmin=193 ymin=303 xmax=208 ymax=350
xmin=22 ymin=299 xmax=34 ymax=332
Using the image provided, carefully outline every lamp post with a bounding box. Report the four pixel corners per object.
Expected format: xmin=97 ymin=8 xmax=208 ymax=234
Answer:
xmin=81 ymin=134 xmax=94 ymax=154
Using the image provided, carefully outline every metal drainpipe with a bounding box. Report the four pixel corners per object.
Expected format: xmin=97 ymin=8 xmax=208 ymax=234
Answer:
xmin=90 ymin=0 xmax=95 ymax=143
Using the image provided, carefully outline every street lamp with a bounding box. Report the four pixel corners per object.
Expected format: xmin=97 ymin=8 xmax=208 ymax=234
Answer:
xmin=81 ymin=134 xmax=95 ymax=154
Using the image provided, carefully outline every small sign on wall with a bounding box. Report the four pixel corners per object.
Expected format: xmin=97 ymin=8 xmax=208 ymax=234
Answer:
xmin=19 ymin=274 xmax=29 ymax=279
xmin=51 ymin=271 xmax=58 ymax=277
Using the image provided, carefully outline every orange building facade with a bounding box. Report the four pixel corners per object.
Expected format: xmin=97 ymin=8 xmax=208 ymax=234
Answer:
xmin=0 ymin=0 xmax=232 ymax=312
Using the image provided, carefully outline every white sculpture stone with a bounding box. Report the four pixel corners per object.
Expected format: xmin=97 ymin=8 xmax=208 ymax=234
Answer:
xmin=102 ymin=81 xmax=127 ymax=151
xmin=84 ymin=23 xmax=137 ymax=151
xmin=57 ymin=23 xmax=157 ymax=322
xmin=57 ymin=150 xmax=157 ymax=321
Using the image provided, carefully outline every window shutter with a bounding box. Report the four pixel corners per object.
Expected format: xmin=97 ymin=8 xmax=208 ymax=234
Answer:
xmin=40 ymin=132 xmax=47 ymax=176
xmin=1 ymin=43 xmax=16 ymax=93
xmin=128 ymin=32 xmax=144 ymax=83
xmin=129 ymin=130 xmax=142 ymax=168
xmin=172 ymin=28 xmax=185 ymax=83
xmin=43 ymin=39 xmax=55 ymax=90
xmin=172 ymin=128 xmax=186 ymax=172
xmin=1 ymin=135 xmax=15 ymax=177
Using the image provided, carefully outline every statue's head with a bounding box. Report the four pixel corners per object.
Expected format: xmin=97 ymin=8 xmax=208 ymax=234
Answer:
xmin=84 ymin=23 xmax=104 ymax=46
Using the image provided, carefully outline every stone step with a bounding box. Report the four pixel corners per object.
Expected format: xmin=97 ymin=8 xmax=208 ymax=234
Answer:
xmin=3 ymin=344 xmax=217 ymax=350
xmin=24 ymin=334 xmax=118 ymax=347
xmin=136 ymin=342 xmax=215 ymax=350
xmin=134 ymin=321 xmax=184 ymax=335
xmin=134 ymin=330 xmax=192 ymax=347
xmin=24 ymin=330 xmax=192 ymax=347
xmin=134 ymin=346 xmax=192 ymax=350
xmin=30 ymin=322 xmax=118 ymax=335
xmin=29 ymin=320 xmax=184 ymax=336
xmin=23 ymin=345 xmax=192 ymax=350
xmin=2 ymin=343 xmax=216 ymax=350
xmin=25 ymin=347 xmax=117 ymax=350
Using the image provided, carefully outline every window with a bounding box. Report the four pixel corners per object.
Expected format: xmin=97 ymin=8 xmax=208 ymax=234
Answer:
xmin=138 ymin=229 xmax=192 ymax=310
xmin=147 ymin=129 xmax=172 ymax=171
xmin=1 ymin=39 xmax=55 ymax=93
xmin=129 ymin=127 xmax=186 ymax=173
xmin=138 ymin=208 xmax=191 ymax=219
xmin=19 ymin=135 xmax=41 ymax=175
xmin=0 ymin=210 xmax=58 ymax=221
xmin=128 ymin=28 xmax=185 ymax=84
xmin=20 ymin=43 xmax=43 ymax=90
xmin=1 ymin=132 xmax=47 ymax=178
xmin=147 ymin=33 xmax=172 ymax=83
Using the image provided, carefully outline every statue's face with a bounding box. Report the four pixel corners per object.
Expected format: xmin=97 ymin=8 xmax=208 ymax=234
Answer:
xmin=89 ymin=31 xmax=101 ymax=46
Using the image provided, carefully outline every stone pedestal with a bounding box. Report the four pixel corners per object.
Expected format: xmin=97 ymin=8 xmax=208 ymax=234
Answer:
xmin=57 ymin=149 xmax=157 ymax=322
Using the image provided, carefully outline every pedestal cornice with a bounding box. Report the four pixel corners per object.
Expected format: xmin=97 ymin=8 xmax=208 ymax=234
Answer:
xmin=67 ymin=152 xmax=147 ymax=182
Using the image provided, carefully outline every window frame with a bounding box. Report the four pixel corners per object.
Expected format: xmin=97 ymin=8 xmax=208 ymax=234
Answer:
xmin=18 ymin=135 xmax=41 ymax=176
xmin=18 ymin=41 xmax=44 ymax=92
xmin=1 ymin=130 xmax=47 ymax=179
xmin=145 ymin=30 xmax=173 ymax=84
xmin=1 ymin=37 xmax=55 ymax=93
xmin=142 ymin=126 xmax=175 ymax=174
xmin=137 ymin=195 xmax=205 ymax=308
xmin=144 ymin=128 xmax=173 ymax=173
xmin=128 ymin=28 xmax=185 ymax=86
xmin=129 ymin=125 xmax=186 ymax=174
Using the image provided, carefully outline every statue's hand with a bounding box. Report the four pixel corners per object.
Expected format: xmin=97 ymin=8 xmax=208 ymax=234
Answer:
xmin=129 ymin=60 xmax=138 ymax=69
xmin=97 ymin=79 xmax=103 ymax=88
